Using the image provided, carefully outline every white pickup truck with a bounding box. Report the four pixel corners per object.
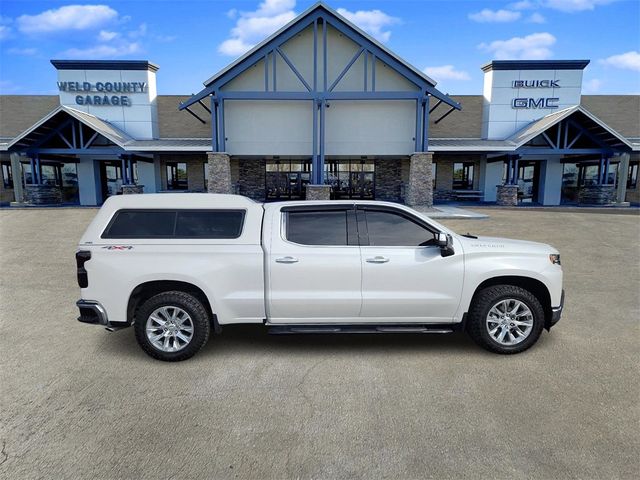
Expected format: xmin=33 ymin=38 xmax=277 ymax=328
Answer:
xmin=76 ymin=194 xmax=564 ymax=361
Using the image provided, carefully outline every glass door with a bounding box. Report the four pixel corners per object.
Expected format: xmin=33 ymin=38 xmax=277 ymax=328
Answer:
xmin=100 ymin=161 xmax=123 ymax=202
xmin=517 ymin=161 xmax=541 ymax=203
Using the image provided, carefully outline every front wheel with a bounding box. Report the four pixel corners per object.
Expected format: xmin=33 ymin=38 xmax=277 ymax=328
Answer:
xmin=467 ymin=285 xmax=545 ymax=354
xmin=134 ymin=291 xmax=211 ymax=361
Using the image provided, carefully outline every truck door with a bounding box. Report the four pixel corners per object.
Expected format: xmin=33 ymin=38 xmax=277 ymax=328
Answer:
xmin=357 ymin=206 xmax=464 ymax=323
xmin=266 ymin=205 xmax=362 ymax=323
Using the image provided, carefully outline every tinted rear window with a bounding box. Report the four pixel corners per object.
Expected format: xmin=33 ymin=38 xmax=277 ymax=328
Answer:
xmin=102 ymin=209 xmax=245 ymax=239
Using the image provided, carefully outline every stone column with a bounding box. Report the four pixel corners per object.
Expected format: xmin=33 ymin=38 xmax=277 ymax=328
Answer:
xmin=616 ymin=153 xmax=630 ymax=205
xmin=122 ymin=185 xmax=144 ymax=194
xmin=306 ymin=184 xmax=331 ymax=200
xmin=9 ymin=152 xmax=24 ymax=204
xmin=496 ymin=184 xmax=518 ymax=206
xmin=405 ymin=152 xmax=433 ymax=207
xmin=577 ymin=185 xmax=616 ymax=205
xmin=207 ymin=152 xmax=232 ymax=194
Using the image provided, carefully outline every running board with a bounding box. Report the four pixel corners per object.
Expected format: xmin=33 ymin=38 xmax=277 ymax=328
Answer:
xmin=268 ymin=325 xmax=454 ymax=335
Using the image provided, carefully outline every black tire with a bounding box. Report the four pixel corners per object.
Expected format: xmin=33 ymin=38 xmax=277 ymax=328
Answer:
xmin=467 ymin=285 xmax=545 ymax=354
xmin=134 ymin=291 xmax=211 ymax=362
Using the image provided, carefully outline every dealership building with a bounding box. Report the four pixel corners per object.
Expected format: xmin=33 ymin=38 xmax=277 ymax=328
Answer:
xmin=1 ymin=3 xmax=639 ymax=207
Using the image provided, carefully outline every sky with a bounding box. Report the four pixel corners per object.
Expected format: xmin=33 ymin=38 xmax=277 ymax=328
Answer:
xmin=0 ymin=0 xmax=639 ymax=96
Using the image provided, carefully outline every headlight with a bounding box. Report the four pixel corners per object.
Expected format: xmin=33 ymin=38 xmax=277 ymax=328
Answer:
xmin=549 ymin=254 xmax=561 ymax=265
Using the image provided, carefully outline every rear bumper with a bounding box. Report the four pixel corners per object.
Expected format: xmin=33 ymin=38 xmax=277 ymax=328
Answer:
xmin=77 ymin=299 xmax=109 ymax=325
xmin=550 ymin=290 xmax=564 ymax=327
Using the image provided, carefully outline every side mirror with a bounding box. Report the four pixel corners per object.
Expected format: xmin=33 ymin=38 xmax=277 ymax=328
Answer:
xmin=437 ymin=232 xmax=455 ymax=257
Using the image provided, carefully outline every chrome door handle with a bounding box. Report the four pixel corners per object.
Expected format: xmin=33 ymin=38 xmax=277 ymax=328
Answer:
xmin=366 ymin=256 xmax=389 ymax=264
xmin=276 ymin=256 xmax=299 ymax=264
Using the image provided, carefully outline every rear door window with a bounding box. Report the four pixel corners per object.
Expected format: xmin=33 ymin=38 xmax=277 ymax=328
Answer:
xmin=285 ymin=210 xmax=354 ymax=246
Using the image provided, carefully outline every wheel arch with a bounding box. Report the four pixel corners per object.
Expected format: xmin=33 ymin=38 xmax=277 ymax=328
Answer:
xmin=127 ymin=280 xmax=217 ymax=330
xmin=469 ymin=276 xmax=553 ymax=330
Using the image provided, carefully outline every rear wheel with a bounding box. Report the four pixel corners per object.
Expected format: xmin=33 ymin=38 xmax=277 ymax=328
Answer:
xmin=134 ymin=291 xmax=210 ymax=361
xmin=467 ymin=285 xmax=544 ymax=354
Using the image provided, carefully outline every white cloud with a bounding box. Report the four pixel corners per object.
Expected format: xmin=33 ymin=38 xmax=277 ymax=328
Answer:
xmin=423 ymin=65 xmax=471 ymax=81
xmin=336 ymin=8 xmax=400 ymax=43
xmin=583 ymin=78 xmax=603 ymax=93
xmin=542 ymin=0 xmax=615 ymax=12
xmin=600 ymin=51 xmax=640 ymax=72
xmin=0 ymin=24 xmax=11 ymax=40
xmin=7 ymin=47 xmax=38 ymax=56
xmin=469 ymin=9 xmax=521 ymax=22
xmin=479 ymin=32 xmax=556 ymax=59
xmin=128 ymin=23 xmax=147 ymax=39
xmin=0 ymin=15 xmax=12 ymax=39
xmin=527 ymin=12 xmax=547 ymax=23
xmin=218 ymin=0 xmax=297 ymax=56
xmin=62 ymin=42 xmax=142 ymax=59
xmin=98 ymin=30 xmax=119 ymax=41
xmin=509 ymin=1 xmax=536 ymax=9
xmin=17 ymin=5 xmax=118 ymax=34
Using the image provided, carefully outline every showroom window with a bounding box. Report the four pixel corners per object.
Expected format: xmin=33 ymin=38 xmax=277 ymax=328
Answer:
xmin=166 ymin=162 xmax=188 ymax=190
xmin=453 ymin=162 xmax=474 ymax=190
xmin=628 ymin=162 xmax=638 ymax=189
xmin=1 ymin=163 xmax=13 ymax=188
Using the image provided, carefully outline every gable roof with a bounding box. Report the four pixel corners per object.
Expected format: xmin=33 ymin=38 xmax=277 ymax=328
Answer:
xmin=180 ymin=2 xmax=460 ymax=111
xmin=204 ymin=2 xmax=438 ymax=89
xmin=5 ymin=105 xmax=132 ymax=151
xmin=507 ymin=105 xmax=633 ymax=150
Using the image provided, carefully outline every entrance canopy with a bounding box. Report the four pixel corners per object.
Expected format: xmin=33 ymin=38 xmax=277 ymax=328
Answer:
xmin=2 ymin=105 xmax=132 ymax=155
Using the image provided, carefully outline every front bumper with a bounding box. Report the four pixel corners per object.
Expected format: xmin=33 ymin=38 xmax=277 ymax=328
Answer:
xmin=550 ymin=289 xmax=564 ymax=327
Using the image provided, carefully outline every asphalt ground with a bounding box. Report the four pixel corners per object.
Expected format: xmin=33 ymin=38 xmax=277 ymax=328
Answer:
xmin=0 ymin=208 xmax=638 ymax=479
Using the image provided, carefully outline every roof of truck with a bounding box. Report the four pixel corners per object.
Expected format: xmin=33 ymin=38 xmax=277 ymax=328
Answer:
xmin=101 ymin=193 xmax=259 ymax=209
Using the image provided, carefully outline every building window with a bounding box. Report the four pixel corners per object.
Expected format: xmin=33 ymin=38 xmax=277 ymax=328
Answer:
xmin=628 ymin=162 xmax=639 ymax=189
xmin=453 ymin=162 xmax=474 ymax=190
xmin=324 ymin=159 xmax=374 ymax=200
xmin=166 ymin=162 xmax=188 ymax=190
xmin=266 ymin=159 xmax=312 ymax=200
xmin=1 ymin=163 xmax=13 ymax=188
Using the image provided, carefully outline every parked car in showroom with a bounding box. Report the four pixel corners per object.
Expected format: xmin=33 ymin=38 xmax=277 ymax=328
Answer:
xmin=76 ymin=194 xmax=564 ymax=361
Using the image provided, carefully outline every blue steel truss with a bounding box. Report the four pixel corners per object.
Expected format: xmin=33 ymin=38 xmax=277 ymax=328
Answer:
xmin=180 ymin=3 xmax=461 ymax=184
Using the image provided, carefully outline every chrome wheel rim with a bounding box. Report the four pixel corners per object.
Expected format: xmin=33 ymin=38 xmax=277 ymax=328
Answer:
xmin=486 ymin=298 xmax=533 ymax=346
xmin=146 ymin=306 xmax=194 ymax=352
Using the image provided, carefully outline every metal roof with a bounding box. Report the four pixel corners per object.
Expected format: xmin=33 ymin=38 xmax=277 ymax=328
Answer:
xmin=125 ymin=138 xmax=212 ymax=151
xmin=429 ymin=138 xmax=515 ymax=152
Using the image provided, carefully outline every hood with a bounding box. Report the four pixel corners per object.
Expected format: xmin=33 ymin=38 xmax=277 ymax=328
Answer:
xmin=456 ymin=235 xmax=558 ymax=255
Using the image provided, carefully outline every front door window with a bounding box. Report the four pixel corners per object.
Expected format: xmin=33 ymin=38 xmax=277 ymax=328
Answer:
xmin=453 ymin=162 xmax=474 ymax=190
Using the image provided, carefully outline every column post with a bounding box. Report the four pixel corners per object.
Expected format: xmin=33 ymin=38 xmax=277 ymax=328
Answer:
xmin=9 ymin=153 xmax=24 ymax=204
xmin=616 ymin=153 xmax=630 ymax=206
xmin=207 ymin=152 xmax=232 ymax=194
xmin=405 ymin=152 xmax=433 ymax=207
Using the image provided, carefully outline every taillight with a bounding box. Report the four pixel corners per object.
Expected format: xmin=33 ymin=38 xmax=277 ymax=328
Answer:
xmin=76 ymin=251 xmax=91 ymax=288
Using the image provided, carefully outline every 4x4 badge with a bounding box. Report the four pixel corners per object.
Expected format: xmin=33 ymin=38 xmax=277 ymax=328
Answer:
xmin=102 ymin=245 xmax=133 ymax=250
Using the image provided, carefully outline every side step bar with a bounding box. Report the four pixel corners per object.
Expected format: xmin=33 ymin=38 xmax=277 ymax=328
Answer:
xmin=268 ymin=325 xmax=454 ymax=335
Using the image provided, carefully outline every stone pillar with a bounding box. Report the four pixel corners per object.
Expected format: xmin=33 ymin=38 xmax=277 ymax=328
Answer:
xmin=306 ymin=184 xmax=331 ymax=200
xmin=405 ymin=152 xmax=433 ymax=207
xmin=122 ymin=184 xmax=144 ymax=194
xmin=207 ymin=152 xmax=232 ymax=194
xmin=496 ymin=184 xmax=518 ymax=206
xmin=616 ymin=153 xmax=630 ymax=205
xmin=9 ymin=152 xmax=24 ymax=204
